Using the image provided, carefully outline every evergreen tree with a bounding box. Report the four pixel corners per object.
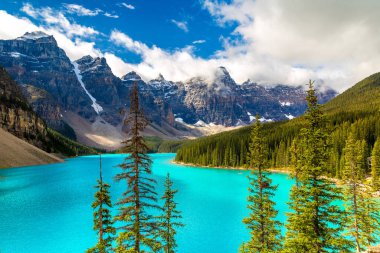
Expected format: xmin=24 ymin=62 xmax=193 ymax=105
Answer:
xmin=283 ymin=81 xmax=352 ymax=253
xmin=114 ymin=83 xmax=160 ymax=252
xmin=240 ymin=114 xmax=282 ymax=253
xmin=341 ymin=133 xmax=366 ymax=252
xmin=372 ymin=138 xmax=380 ymax=191
xmin=157 ymin=173 xmax=184 ymax=253
xmin=359 ymin=187 xmax=380 ymax=248
xmin=87 ymin=154 xmax=115 ymax=253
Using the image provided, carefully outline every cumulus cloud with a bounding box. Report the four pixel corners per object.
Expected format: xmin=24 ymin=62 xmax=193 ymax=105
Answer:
xmin=108 ymin=0 xmax=380 ymax=90
xmin=109 ymin=30 xmax=221 ymax=80
xmin=0 ymin=9 xmax=101 ymax=61
xmin=21 ymin=3 xmax=99 ymax=38
xmin=201 ymin=0 xmax=380 ymax=91
xmin=63 ymin=4 xmax=102 ymax=16
xmin=120 ymin=2 xmax=135 ymax=10
xmin=171 ymin=19 xmax=189 ymax=33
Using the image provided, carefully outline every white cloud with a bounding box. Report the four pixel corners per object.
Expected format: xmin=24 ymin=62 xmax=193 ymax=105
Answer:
xmin=21 ymin=3 xmax=99 ymax=38
xmin=0 ymin=9 xmax=100 ymax=61
xmin=109 ymin=30 xmax=221 ymax=81
xmin=63 ymin=4 xmax=102 ymax=16
xmin=171 ymin=19 xmax=189 ymax=33
xmin=120 ymin=2 xmax=135 ymax=10
xmin=20 ymin=3 xmax=38 ymax=18
xmin=0 ymin=10 xmax=39 ymax=39
xmin=192 ymin=40 xmax=206 ymax=44
xmin=104 ymin=12 xmax=119 ymax=19
xmin=201 ymin=0 xmax=380 ymax=91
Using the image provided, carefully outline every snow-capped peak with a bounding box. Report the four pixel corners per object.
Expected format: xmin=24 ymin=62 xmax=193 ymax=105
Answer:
xmin=17 ymin=31 xmax=51 ymax=40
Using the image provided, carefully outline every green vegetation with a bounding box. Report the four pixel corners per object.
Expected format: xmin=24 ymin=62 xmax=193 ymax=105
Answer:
xmin=372 ymin=138 xmax=380 ymax=191
xmin=47 ymin=128 xmax=100 ymax=156
xmin=341 ymin=131 xmax=380 ymax=252
xmin=283 ymin=81 xmax=352 ymax=253
xmin=87 ymin=155 xmax=115 ymax=253
xmin=175 ymin=72 xmax=380 ymax=179
xmin=144 ymin=136 xmax=186 ymax=153
xmin=157 ymin=173 xmax=184 ymax=253
xmin=240 ymin=114 xmax=282 ymax=253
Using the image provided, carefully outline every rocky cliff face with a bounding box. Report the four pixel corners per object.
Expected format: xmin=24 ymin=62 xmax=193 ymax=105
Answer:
xmin=0 ymin=66 xmax=48 ymax=148
xmin=0 ymin=32 xmax=96 ymax=122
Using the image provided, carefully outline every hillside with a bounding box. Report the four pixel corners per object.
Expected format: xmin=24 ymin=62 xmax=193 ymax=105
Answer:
xmin=323 ymin=72 xmax=380 ymax=114
xmin=0 ymin=128 xmax=62 ymax=169
xmin=175 ymin=73 xmax=380 ymax=178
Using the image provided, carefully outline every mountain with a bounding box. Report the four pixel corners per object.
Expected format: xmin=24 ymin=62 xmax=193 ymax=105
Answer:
xmin=0 ymin=32 xmax=337 ymax=149
xmin=175 ymin=72 xmax=380 ymax=178
xmin=0 ymin=65 xmax=99 ymax=165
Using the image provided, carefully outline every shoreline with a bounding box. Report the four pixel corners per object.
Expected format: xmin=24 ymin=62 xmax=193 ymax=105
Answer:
xmin=172 ymin=160 xmax=292 ymax=175
xmin=172 ymin=160 xmax=346 ymax=184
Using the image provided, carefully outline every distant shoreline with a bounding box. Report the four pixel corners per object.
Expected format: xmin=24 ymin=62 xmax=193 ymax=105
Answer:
xmin=172 ymin=160 xmax=292 ymax=175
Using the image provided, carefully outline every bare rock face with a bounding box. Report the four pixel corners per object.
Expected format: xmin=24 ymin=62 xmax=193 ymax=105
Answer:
xmin=0 ymin=66 xmax=48 ymax=148
xmin=0 ymin=32 xmax=96 ymax=122
xmin=74 ymin=55 xmax=122 ymax=125
xmin=21 ymin=84 xmax=76 ymax=139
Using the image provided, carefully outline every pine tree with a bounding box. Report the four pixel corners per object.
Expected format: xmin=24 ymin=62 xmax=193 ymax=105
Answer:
xmin=157 ymin=173 xmax=184 ymax=253
xmin=114 ymin=83 xmax=160 ymax=252
xmin=343 ymin=134 xmax=380 ymax=251
xmin=240 ymin=114 xmax=282 ymax=253
xmin=87 ymin=154 xmax=115 ymax=253
xmin=283 ymin=81 xmax=352 ymax=253
xmin=359 ymin=187 xmax=380 ymax=249
xmin=372 ymin=138 xmax=380 ymax=191
xmin=341 ymin=133 xmax=366 ymax=252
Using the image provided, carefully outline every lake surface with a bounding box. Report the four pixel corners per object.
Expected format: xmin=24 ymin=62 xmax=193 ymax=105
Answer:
xmin=0 ymin=153 xmax=294 ymax=253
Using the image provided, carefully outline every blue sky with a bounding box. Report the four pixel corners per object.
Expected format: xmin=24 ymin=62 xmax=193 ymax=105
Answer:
xmin=1 ymin=0 xmax=236 ymax=63
xmin=1 ymin=0 xmax=380 ymax=91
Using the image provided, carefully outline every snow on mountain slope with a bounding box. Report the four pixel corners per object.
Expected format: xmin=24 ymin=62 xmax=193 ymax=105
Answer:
xmin=72 ymin=62 xmax=103 ymax=114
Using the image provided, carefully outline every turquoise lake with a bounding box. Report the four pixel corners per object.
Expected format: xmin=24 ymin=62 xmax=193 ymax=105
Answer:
xmin=0 ymin=153 xmax=294 ymax=253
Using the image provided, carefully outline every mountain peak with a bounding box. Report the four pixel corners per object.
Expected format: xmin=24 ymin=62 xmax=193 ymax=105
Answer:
xmin=17 ymin=31 xmax=52 ymax=41
xmin=76 ymin=55 xmax=94 ymax=63
xmin=122 ymin=71 xmax=142 ymax=81
xmin=156 ymin=73 xmax=165 ymax=81
xmin=215 ymin=66 xmax=230 ymax=77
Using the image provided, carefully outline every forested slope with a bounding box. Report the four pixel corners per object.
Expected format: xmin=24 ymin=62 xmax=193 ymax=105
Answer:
xmin=175 ymin=73 xmax=380 ymax=178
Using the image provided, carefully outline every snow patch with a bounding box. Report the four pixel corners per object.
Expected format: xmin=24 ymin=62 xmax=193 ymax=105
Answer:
xmin=10 ymin=52 xmax=21 ymax=58
xmin=285 ymin=114 xmax=295 ymax=120
xmin=194 ymin=120 xmax=206 ymax=127
xmin=175 ymin=118 xmax=184 ymax=123
xmin=259 ymin=117 xmax=274 ymax=122
xmin=73 ymin=62 xmax=103 ymax=114
xmin=280 ymin=101 xmax=293 ymax=106
xmin=17 ymin=31 xmax=50 ymax=40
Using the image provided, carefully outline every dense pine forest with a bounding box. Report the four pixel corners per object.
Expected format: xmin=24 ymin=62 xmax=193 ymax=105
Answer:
xmin=175 ymin=72 xmax=380 ymax=179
